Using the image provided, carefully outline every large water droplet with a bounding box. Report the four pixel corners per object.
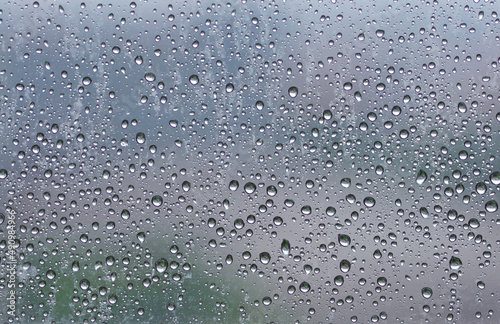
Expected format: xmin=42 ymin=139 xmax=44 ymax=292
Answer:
xmin=155 ymin=258 xmax=168 ymax=273
xmin=338 ymin=234 xmax=351 ymax=247
xmin=189 ymin=74 xmax=199 ymax=85
xmin=288 ymin=86 xmax=298 ymax=98
xmin=485 ymin=200 xmax=498 ymax=213
xmin=449 ymin=256 xmax=462 ymax=270
xmin=229 ymin=180 xmax=239 ymax=191
xmin=299 ymin=281 xmax=310 ymax=293
xmin=244 ymin=182 xmax=256 ymax=194
xmin=422 ymin=287 xmax=433 ymax=299
xmin=339 ymin=259 xmax=351 ymax=273
xmin=490 ymin=171 xmax=500 ymax=185
xmin=144 ymin=72 xmax=156 ymax=82
xmin=416 ymin=169 xmax=428 ymax=185
xmin=259 ymin=252 xmax=271 ymax=265
xmin=152 ymin=195 xmax=163 ymax=207
xmin=281 ymin=239 xmax=291 ymax=255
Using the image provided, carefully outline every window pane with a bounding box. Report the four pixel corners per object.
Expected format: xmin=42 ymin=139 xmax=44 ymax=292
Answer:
xmin=1 ymin=1 xmax=499 ymax=323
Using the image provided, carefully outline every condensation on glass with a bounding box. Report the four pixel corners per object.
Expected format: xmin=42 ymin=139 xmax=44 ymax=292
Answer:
xmin=0 ymin=0 xmax=499 ymax=323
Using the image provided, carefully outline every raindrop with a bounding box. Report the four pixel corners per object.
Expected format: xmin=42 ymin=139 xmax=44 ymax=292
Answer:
xmin=182 ymin=181 xmax=191 ymax=192
xmin=288 ymin=86 xmax=298 ymax=98
xmin=449 ymin=256 xmax=462 ymax=270
xmin=422 ymin=287 xmax=433 ymax=299
xmin=416 ymin=169 xmax=428 ymax=185
xmin=229 ymin=180 xmax=239 ymax=191
xmin=82 ymin=77 xmax=92 ymax=86
xmin=339 ymin=259 xmax=351 ymax=273
xmin=189 ymin=75 xmax=199 ymax=85
xmin=363 ymin=197 xmax=376 ymax=208
xmin=281 ymin=239 xmax=291 ymax=255
xmin=266 ymin=185 xmax=277 ymax=196
xmin=259 ymin=252 xmax=271 ymax=265
xmin=244 ymin=182 xmax=256 ymax=194
xmin=485 ymin=200 xmax=498 ymax=213
xmin=301 ymin=205 xmax=312 ymax=215
xmin=338 ymin=234 xmax=351 ymax=247
xmin=145 ymin=72 xmax=156 ymax=82
xmin=155 ymin=258 xmax=168 ymax=273
xmin=136 ymin=132 xmax=146 ymax=144
xmin=490 ymin=172 xmax=500 ymax=185
xmin=152 ymin=195 xmax=163 ymax=207
xmin=299 ymin=282 xmax=311 ymax=293
xmin=340 ymin=178 xmax=351 ymax=188
xmin=326 ymin=206 xmax=336 ymax=217
xmin=80 ymin=279 xmax=90 ymax=290
xmin=458 ymin=102 xmax=467 ymax=113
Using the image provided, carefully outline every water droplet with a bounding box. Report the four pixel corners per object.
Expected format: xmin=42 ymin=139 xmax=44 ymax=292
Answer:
xmin=135 ymin=55 xmax=143 ymax=65
xmin=229 ymin=180 xmax=239 ymax=191
xmin=144 ymin=72 xmax=156 ymax=82
xmin=416 ymin=169 xmax=428 ymax=185
xmin=288 ymin=86 xmax=298 ymax=98
xmin=244 ymin=182 xmax=256 ymax=194
xmin=182 ymin=181 xmax=191 ymax=192
xmin=155 ymin=258 xmax=168 ymax=273
xmin=136 ymin=132 xmax=146 ymax=144
xmin=326 ymin=206 xmax=336 ymax=217
xmin=458 ymin=102 xmax=467 ymax=113
xmin=0 ymin=169 xmax=8 ymax=179
xmin=363 ymin=197 xmax=376 ymax=208
xmin=299 ymin=281 xmax=310 ymax=293
xmin=266 ymin=185 xmax=277 ymax=196
xmin=340 ymin=178 xmax=351 ymax=188
xmin=449 ymin=256 xmax=462 ymax=270
xmin=82 ymin=77 xmax=92 ymax=86
xmin=334 ymin=275 xmax=344 ymax=286
xmin=392 ymin=106 xmax=402 ymax=116
xmin=338 ymin=234 xmax=351 ymax=247
xmin=485 ymin=200 xmax=498 ymax=213
xmin=422 ymin=287 xmax=433 ymax=299
xmin=80 ymin=279 xmax=90 ymax=290
xmin=234 ymin=218 xmax=245 ymax=230
xmin=152 ymin=195 xmax=163 ymax=207
xmin=420 ymin=207 xmax=429 ymax=218
xmin=376 ymin=83 xmax=386 ymax=91
xmin=259 ymin=252 xmax=271 ymax=265
xmin=189 ymin=74 xmax=199 ymax=85
xmin=281 ymin=239 xmax=291 ymax=255
xmin=490 ymin=171 xmax=500 ymax=185
xmin=301 ymin=205 xmax=312 ymax=215
xmin=339 ymin=259 xmax=351 ymax=273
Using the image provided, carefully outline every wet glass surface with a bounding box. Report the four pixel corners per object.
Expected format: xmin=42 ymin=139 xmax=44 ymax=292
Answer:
xmin=0 ymin=1 xmax=499 ymax=323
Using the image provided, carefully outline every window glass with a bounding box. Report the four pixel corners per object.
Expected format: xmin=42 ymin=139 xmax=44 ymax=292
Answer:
xmin=1 ymin=1 xmax=499 ymax=323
